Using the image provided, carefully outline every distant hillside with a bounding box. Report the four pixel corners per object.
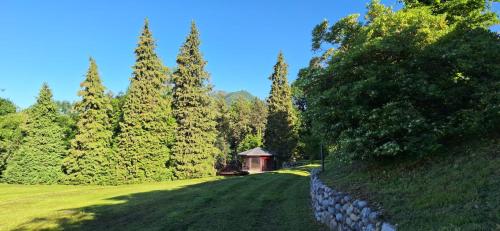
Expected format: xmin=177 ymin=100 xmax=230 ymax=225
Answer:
xmin=221 ymin=90 xmax=258 ymax=105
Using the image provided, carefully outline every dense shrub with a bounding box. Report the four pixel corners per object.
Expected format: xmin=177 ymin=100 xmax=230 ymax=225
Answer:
xmin=237 ymin=132 xmax=263 ymax=153
xmin=295 ymin=0 xmax=499 ymax=161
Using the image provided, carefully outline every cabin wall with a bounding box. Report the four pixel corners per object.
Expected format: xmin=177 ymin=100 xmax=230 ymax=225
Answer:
xmin=241 ymin=156 xmax=274 ymax=172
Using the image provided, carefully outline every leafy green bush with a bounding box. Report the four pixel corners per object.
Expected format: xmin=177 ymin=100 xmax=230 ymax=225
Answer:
xmin=237 ymin=132 xmax=263 ymax=153
xmin=295 ymin=0 xmax=499 ymax=161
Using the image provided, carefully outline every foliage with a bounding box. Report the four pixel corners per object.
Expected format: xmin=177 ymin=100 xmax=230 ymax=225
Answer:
xmin=264 ymin=52 xmax=298 ymax=164
xmin=109 ymin=92 xmax=126 ymax=138
xmin=55 ymin=106 xmax=77 ymax=150
xmin=171 ymin=22 xmax=218 ymax=179
xmin=212 ymin=92 xmax=232 ymax=169
xmin=228 ymin=96 xmax=252 ymax=152
xmin=0 ymin=98 xmax=16 ymax=116
xmin=225 ymin=95 xmax=268 ymax=156
xmin=296 ymin=0 xmax=500 ymax=161
xmin=292 ymin=77 xmax=322 ymax=160
xmin=211 ymin=91 xmax=267 ymax=168
xmin=237 ymin=131 xmax=263 ymax=153
xmin=3 ymin=84 xmax=66 ymax=184
xmin=116 ymin=20 xmax=176 ymax=183
xmin=55 ymin=100 xmax=75 ymax=116
xmin=400 ymin=0 xmax=499 ymax=26
xmin=248 ymin=98 xmax=267 ymax=135
xmin=63 ymin=58 xmax=115 ymax=185
xmin=293 ymin=114 xmax=321 ymax=160
xmin=0 ymin=112 xmax=24 ymax=177
xmin=0 ymin=98 xmax=21 ymax=177
xmin=224 ymin=90 xmax=256 ymax=105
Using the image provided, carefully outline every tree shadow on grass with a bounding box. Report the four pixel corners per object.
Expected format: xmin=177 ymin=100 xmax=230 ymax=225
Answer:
xmin=13 ymin=168 xmax=325 ymax=231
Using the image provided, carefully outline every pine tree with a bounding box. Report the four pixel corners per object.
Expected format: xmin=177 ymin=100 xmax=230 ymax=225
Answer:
xmin=63 ymin=58 xmax=114 ymax=185
xmin=171 ymin=22 xmax=218 ymax=179
xmin=264 ymin=52 xmax=298 ymax=165
xmin=116 ymin=20 xmax=175 ymax=183
xmin=3 ymin=84 xmax=66 ymax=184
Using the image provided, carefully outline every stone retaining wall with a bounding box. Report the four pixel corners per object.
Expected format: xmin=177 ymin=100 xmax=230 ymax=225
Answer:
xmin=310 ymin=169 xmax=396 ymax=231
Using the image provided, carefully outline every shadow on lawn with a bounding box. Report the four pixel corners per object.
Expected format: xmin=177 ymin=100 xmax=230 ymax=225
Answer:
xmin=13 ymin=167 xmax=323 ymax=231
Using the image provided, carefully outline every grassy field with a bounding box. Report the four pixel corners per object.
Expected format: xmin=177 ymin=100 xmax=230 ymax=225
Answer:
xmin=0 ymin=165 xmax=324 ymax=231
xmin=321 ymin=135 xmax=500 ymax=230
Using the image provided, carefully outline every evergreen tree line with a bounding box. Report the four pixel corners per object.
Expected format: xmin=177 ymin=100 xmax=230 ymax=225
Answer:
xmin=0 ymin=20 xmax=299 ymax=185
xmin=293 ymin=0 xmax=499 ymax=161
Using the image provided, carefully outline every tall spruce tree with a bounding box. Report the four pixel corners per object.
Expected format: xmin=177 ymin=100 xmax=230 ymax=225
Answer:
xmin=116 ymin=20 xmax=175 ymax=183
xmin=264 ymin=52 xmax=298 ymax=165
xmin=63 ymin=58 xmax=114 ymax=185
xmin=171 ymin=22 xmax=218 ymax=179
xmin=3 ymin=84 xmax=66 ymax=184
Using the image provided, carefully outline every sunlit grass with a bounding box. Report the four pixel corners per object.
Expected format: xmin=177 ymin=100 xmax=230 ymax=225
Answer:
xmin=0 ymin=165 xmax=323 ymax=231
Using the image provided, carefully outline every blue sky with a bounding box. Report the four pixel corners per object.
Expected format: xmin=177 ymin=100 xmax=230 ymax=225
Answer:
xmin=0 ymin=0 xmax=497 ymax=108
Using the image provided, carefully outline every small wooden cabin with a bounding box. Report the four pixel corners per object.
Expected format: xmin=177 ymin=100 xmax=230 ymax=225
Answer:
xmin=238 ymin=147 xmax=274 ymax=173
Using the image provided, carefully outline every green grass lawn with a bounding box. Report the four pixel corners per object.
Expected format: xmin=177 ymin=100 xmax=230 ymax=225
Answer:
xmin=320 ymin=135 xmax=500 ymax=230
xmin=0 ymin=165 xmax=324 ymax=231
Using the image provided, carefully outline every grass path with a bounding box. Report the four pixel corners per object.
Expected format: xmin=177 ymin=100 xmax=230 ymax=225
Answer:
xmin=0 ymin=165 xmax=324 ymax=231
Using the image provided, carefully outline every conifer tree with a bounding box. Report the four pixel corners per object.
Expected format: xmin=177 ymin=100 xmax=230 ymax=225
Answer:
xmin=171 ymin=22 xmax=218 ymax=179
xmin=0 ymin=98 xmax=16 ymax=116
xmin=63 ymin=58 xmax=114 ymax=185
xmin=264 ymin=52 xmax=298 ymax=165
xmin=3 ymin=84 xmax=66 ymax=184
xmin=116 ymin=20 xmax=175 ymax=183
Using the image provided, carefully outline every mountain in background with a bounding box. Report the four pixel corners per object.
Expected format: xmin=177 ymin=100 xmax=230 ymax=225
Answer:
xmin=215 ymin=90 xmax=260 ymax=105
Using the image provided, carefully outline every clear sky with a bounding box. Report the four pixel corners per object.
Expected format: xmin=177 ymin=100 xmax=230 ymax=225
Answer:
xmin=0 ymin=0 xmax=497 ymax=108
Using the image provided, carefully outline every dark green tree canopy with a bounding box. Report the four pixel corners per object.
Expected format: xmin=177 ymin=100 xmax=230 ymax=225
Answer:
xmin=264 ymin=52 xmax=298 ymax=164
xmin=228 ymin=96 xmax=252 ymax=151
xmin=171 ymin=22 xmax=218 ymax=179
xmin=400 ymin=0 xmax=499 ymax=26
xmin=116 ymin=20 xmax=176 ymax=183
xmin=296 ymin=0 xmax=499 ymax=161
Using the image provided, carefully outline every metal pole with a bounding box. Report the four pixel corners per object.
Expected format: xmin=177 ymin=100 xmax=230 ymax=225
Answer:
xmin=320 ymin=143 xmax=324 ymax=172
